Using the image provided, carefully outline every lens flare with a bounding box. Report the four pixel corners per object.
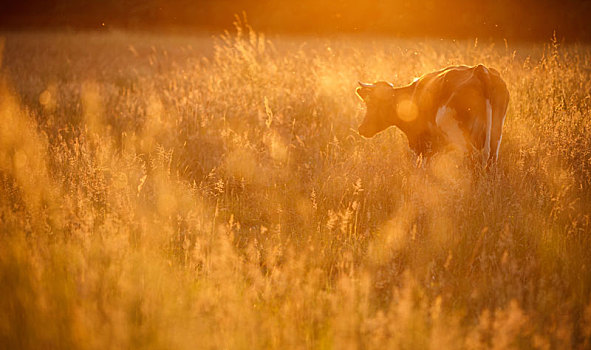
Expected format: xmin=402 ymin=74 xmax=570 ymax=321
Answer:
xmin=396 ymin=98 xmax=419 ymax=122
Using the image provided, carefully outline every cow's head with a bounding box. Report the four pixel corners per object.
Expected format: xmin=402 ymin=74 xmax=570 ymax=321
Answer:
xmin=356 ymin=81 xmax=396 ymax=138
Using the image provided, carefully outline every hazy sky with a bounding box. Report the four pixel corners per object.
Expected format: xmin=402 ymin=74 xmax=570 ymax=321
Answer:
xmin=1 ymin=0 xmax=590 ymax=40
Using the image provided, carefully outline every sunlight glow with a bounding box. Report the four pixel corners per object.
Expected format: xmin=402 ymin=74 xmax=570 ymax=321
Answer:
xmin=396 ymin=97 xmax=419 ymax=122
xmin=1 ymin=16 xmax=590 ymax=350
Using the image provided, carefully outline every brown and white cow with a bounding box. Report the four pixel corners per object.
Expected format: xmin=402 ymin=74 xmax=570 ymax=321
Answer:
xmin=356 ymin=65 xmax=509 ymax=165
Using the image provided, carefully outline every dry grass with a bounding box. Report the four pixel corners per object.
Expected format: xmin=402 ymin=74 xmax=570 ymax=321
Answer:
xmin=1 ymin=23 xmax=591 ymax=349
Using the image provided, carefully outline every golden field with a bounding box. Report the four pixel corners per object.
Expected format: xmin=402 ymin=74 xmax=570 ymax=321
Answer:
xmin=1 ymin=23 xmax=591 ymax=349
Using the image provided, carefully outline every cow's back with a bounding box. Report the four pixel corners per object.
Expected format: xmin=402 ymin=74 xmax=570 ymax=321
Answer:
xmin=412 ymin=65 xmax=509 ymax=162
xmin=413 ymin=66 xmax=476 ymax=120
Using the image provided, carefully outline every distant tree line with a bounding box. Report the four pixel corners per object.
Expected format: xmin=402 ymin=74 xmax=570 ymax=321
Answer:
xmin=1 ymin=0 xmax=590 ymax=41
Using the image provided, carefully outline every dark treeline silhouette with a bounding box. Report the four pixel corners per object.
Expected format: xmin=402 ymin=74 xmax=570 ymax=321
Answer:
xmin=1 ymin=0 xmax=590 ymax=41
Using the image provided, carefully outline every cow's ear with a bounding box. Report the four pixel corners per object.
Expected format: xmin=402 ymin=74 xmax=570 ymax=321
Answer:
xmin=356 ymin=87 xmax=371 ymax=101
xmin=357 ymin=82 xmax=374 ymax=101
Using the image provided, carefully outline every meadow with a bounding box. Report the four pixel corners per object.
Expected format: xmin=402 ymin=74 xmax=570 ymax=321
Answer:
xmin=1 ymin=21 xmax=591 ymax=349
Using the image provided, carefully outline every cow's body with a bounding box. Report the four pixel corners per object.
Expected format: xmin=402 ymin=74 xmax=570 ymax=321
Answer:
xmin=357 ymin=65 xmax=509 ymax=165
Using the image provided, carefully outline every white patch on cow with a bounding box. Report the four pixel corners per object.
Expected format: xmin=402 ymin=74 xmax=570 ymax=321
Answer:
xmin=435 ymin=105 xmax=467 ymax=151
xmin=482 ymin=99 xmax=492 ymax=163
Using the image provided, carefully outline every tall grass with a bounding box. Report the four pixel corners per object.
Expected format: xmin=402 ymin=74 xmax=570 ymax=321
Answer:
xmin=1 ymin=22 xmax=590 ymax=349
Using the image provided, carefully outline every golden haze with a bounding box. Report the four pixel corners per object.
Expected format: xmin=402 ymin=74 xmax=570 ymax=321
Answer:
xmin=0 ymin=23 xmax=591 ymax=349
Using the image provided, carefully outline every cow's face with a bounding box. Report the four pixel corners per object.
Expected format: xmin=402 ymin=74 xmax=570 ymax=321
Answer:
xmin=356 ymin=82 xmax=396 ymax=138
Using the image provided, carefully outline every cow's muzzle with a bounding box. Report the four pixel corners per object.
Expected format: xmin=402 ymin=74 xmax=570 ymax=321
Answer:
xmin=358 ymin=125 xmax=376 ymax=138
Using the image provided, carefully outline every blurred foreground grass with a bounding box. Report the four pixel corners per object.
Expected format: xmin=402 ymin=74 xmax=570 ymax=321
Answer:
xmin=1 ymin=24 xmax=591 ymax=349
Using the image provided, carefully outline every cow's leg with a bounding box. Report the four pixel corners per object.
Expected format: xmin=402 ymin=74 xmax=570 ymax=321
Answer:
xmin=481 ymin=99 xmax=493 ymax=166
xmin=488 ymin=99 xmax=509 ymax=165
xmin=457 ymin=96 xmax=491 ymax=167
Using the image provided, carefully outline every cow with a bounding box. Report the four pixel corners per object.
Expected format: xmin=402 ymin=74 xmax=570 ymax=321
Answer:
xmin=356 ymin=65 xmax=509 ymax=166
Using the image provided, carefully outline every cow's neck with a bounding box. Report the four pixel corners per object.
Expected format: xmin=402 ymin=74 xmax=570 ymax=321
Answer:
xmin=389 ymin=84 xmax=422 ymax=137
xmin=389 ymin=83 xmax=438 ymax=155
